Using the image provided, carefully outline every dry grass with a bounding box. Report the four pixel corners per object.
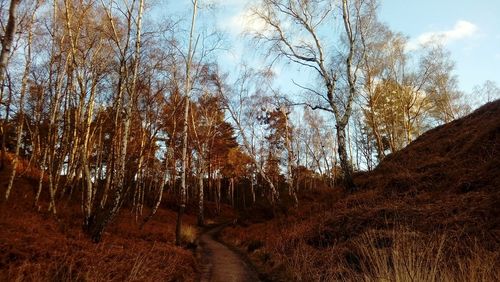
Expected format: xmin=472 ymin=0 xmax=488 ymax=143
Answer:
xmin=3 ymin=247 xmax=193 ymax=282
xmin=181 ymin=225 xmax=199 ymax=245
xmin=0 ymin=149 xmax=240 ymax=282
xmin=345 ymin=229 xmax=499 ymax=282
xmin=0 ymin=198 xmax=197 ymax=282
xmin=223 ymin=222 xmax=500 ymax=282
xmin=1 ymin=152 xmax=46 ymax=182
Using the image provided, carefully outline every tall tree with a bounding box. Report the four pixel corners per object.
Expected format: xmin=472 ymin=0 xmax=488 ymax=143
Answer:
xmin=176 ymin=0 xmax=198 ymax=246
xmin=0 ymin=0 xmax=21 ymax=171
xmin=250 ymin=0 xmax=377 ymax=191
xmin=5 ymin=0 xmax=41 ymax=200
xmin=214 ymin=66 xmax=280 ymax=202
xmin=86 ymin=0 xmax=145 ymax=242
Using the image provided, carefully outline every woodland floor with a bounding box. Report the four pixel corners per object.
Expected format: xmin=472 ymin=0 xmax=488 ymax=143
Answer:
xmin=0 ymin=162 xmax=198 ymax=281
xmin=0 ymin=197 xmax=197 ymax=281
xmin=0 ymin=158 xmax=250 ymax=281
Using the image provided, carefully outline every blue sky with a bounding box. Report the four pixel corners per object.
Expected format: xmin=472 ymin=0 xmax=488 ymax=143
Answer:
xmin=162 ymin=0 xmax=500 ymax=95
xmin=379 ymin=0 xmax=500 ymax=93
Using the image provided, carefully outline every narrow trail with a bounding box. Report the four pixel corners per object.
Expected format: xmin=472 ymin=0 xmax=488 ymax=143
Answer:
xmin=198 ymin=224 xmax=260 ymax=282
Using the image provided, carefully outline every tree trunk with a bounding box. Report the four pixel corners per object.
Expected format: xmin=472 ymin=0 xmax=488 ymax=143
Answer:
xmin=337 ymin=125 xmax=355 ymax=192
xmin=176 ymin=0 xmax=198 ymax=246
xmin=5 ymin=4 xmax=35 ymax=200
xmin=197 ymin=168 xmax=204 ymax=226
xmin=0 ymin=0 xmax=20 ymax=85
xmin=1 ymin=79 xmax=13 ymax=171
xmin=141 ymin=184 xmax=163 ymax=229
xmin=250 ymin=176 xmax=255 ymax=204
xmin=176 ymin=93 xmax=190 ymax=245
xmin=282 ymin=108 xmax=298 ymax=207
xmin=216 ymin=175 xmax=221 ymax=214
xmin=230 ymin=177 xmax=234 ymax=207
xmin=0 ymin=0 xmax=21 ymax=172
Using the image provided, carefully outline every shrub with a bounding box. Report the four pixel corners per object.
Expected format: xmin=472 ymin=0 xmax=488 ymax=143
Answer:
xmin=181 ymin=225 xmax=198 ymax=245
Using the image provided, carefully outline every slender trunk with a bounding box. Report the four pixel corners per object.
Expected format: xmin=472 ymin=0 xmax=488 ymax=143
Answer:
xmin=335 ymin=0 xmax=357 ymax=192
xmin=37 ymin=5 xmax=66 ymax=205
xmin=35 ymin=147 xmax=47 ymax=206
xmin=1 ymin=81 xmax=13 ymax=171
xmin=216 ymin=175 xmax=221 ymax=214
xmin=250 ymin=176 xmax=255 ymax=204
xmin=405 ymin=107 xmax=412 ymax=146
xmin=176 ymin=0 xmax=198 ymax=246
xmin=5 ymin=94 xmax=25 ymax=200
xmin=230 ymin=177 xmax=234 ymax=207
xmin=197 ymin=166 xmax=204 ymax=226
xmin=5 ymin=6 xmax=35 ymax=200
xmin=141 ymin=184 xmax=163 ymax=229
xmin=367 ymin=105 xmax=385 ymax=161
xmin=141 ymin=150 xmax=170 ymax=228
xmin=134 ymin=129 xmax=147 ymax=221
xmin=347 ymin=122 xmax=353 ymax=170
xmin=0 ymin=0 xmax=21 ymax=84
xmin=176 ymin=94 xmax=190 ymax=245
xmin=282 ymin=108 xmax=298 ymax=207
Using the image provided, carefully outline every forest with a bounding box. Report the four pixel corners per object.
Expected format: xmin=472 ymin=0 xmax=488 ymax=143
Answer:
xmin=0 ymin=0 xmax=499 ymax=281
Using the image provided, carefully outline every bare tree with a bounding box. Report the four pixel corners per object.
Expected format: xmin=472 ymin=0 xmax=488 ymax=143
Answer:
xmin=176 ymin=0 xmax=199 ymax=246
xmin=0 ymin=0 xmax=21 ymax=171
xmin=86 ymin=0 xmax=145 ymax=242
xmin=5 ymin=0 xmax=40 ymax=200
xmin=473 ymin=80 xmax=500 ymax=104
xmin=472 ymin=80 xmax=500 ymax=108
xmin=250 ymin=0 xmax=377 ymax=191
xmin=214 ymin=66 xmax=280 ymax=202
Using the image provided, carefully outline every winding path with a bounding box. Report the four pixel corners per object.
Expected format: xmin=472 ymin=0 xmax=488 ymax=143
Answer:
xmin=198 ymin=224 xmax=260 ymax=282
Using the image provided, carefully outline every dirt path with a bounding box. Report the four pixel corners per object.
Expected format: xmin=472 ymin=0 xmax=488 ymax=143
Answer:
xmin=198 ymin=224 xmax=260 ymax=282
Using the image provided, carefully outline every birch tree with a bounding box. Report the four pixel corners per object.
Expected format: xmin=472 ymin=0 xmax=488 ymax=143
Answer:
xmin=176 ymin=0 xmax=198 ymax=246
xmin=86 ymin=0 xmax=145 ymax=242
xmin=5 ymin=0 xmax=41 ymax=200
xmin=250 ymin=0 xmax=377 ymax=191
xmin=214 ymin=66 xmax=280 ymax=202
xmin=0 ymin=0 xmax=21 ymax=170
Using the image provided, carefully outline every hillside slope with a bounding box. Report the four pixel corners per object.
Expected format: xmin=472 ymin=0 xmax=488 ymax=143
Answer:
xmin=222 ymin=100 xmax=500 ymax=281
xmin=358 ymin=99 xmax=500 ymax=194
xmin=348 ymin=99 xmax=500 ymax=244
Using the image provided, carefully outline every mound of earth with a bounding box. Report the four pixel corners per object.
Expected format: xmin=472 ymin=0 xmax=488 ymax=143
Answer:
xmin=336 ymin=99 xmax=500 ymax=248
xmin=357 ymin=99 xmax=500 ymax=195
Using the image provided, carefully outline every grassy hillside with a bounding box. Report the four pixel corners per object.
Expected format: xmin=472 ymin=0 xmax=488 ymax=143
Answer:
xmin=221 ymin=100 xmax=500 ymax=281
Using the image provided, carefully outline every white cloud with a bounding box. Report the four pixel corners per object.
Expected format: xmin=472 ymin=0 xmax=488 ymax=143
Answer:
xmin=208 ymin=0 xmax=241 ymax=5
xmin=221 ymin=8 xmax=271 ymax=36
xmin=407 ymin=20 xmax=479 ymax=50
